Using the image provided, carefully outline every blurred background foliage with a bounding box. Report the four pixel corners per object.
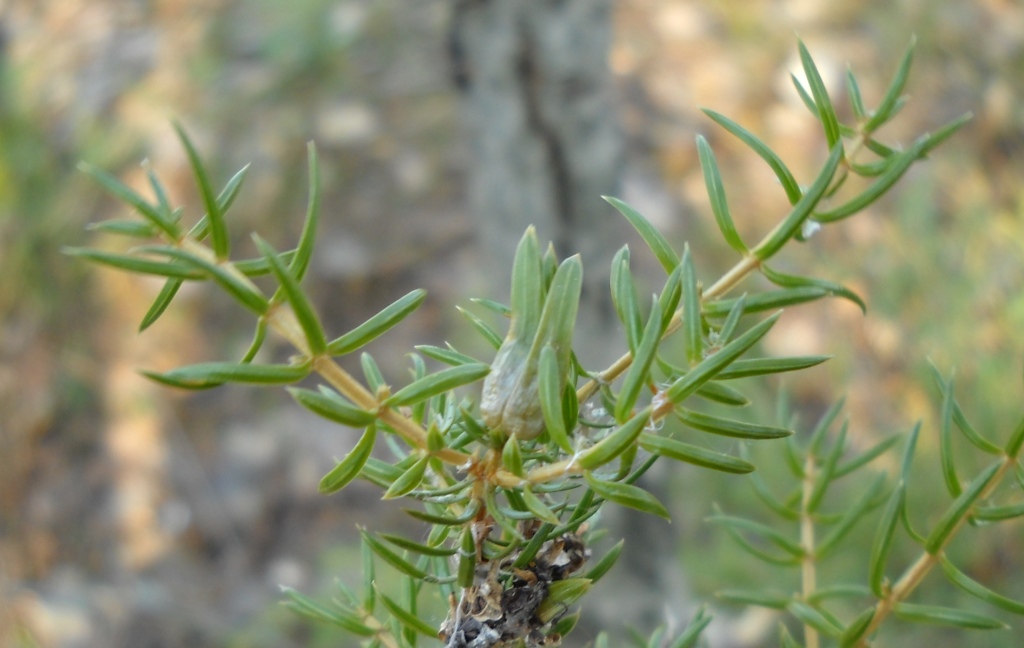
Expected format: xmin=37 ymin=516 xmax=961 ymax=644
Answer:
xmin=1 ymin=0 xmax=1022 ymax=646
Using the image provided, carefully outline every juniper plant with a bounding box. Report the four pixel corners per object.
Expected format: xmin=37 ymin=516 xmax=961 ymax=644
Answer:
xmin=69 ymin=40 xmax=1023 ymax=647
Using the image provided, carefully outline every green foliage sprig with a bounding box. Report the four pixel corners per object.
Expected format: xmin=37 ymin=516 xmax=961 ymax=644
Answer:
xmin=715 ymin=379 xmax=1024 ymax=647
xmin=66 ymin=40 xmax=1016 ymax=648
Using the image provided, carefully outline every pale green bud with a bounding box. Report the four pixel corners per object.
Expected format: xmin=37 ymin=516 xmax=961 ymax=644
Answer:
xmin=480 ymin=228 xmax=581 ymax=441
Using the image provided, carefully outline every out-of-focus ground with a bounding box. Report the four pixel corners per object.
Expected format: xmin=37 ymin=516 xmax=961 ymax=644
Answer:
xmin=1 ymin=1 xmax=1022 ymax=646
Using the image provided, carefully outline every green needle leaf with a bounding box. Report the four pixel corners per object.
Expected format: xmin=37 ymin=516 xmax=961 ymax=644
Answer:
xmin=754 ymin=143 xmax=843 ymax=259
xmin=540 ymin=244 xmax=558 ymax=286
xmin=694 ymin=382 xmax=750 ymax=407
xmin=374 ymin=586 xmax=441 ymax=637
xmin=562 ymin=381 xmax=580 ymax=438
xmin=502 ymin=435 xmax=525 ymax=477
xmin=681 ymin=247 xmax=703 ymax=366
xmin=531 ymin=254 xmax=583 ymax=369
xmin=508 ymin=227 xmax=544 ymax=341
xmin=144 ymin=360 xmax=310 ymax=389
xmin=457 ymin=305 xmax=503 ymax=349
xmin=846 ymin=66 xmax=867 ymax=120
xmin=327 ymin=289 xmax=427 ymax=356
xmin=940 ymin=555 xmax=1024 ymax=615
xmin=702 ymin=109 xmax=801 ymax=204
xmin=584 ymin=471 xmax=670 ymax=520
xmin=816 ymin=473 xmax=888 ymax=560
xmin=704 ymin=287 xmax=829 ymax=316
xmin=382 ymin=454 xmax=430 ymax=500
xmin=716 ymin=518 xmax=800 ymax=566
xmin=779 ymin=625 xmax=801 ymax=648
xmin=139 ymin=278 xmax=183 ymax=331
xmin=973 ymin=501 xmax=1024 ymax=522
xmin=901 ymin=421 xmax=921 ymax=480
xmin=86 ymin=219 xmax=158 ymax=238
xmin=788 ymin=600 xmax=844 ymax=637
xmin=360 ymin=353 xmax=385 ymax=392
xmin=696 ymin=136 xmax=747 ymax=253
xmin=816 ymin=137 xmax=927 ymax=223
xmin=716 ymin=294 xmax=747 ymax=344
xmin=511 ymin=521 xmax=554 ymax=570
xmin=415 ymin=344 xmax=479 ymax=367
xmin=144 ymin=164 xmax=176 ymax=221
xmin=1004 ymin=415 xmax=1024 ymax=458
xmin=64 ymin=247 xmax=203 ymax=280
xmin=254 ymin=234 xmax=326 ymax=355
xmin=318 ymin=424 xmax=377 ymax=493
xmin=839 ymin=607 xmax=877 ymax=646
xmin=668 ymin=606 xmax=713 ymax=648
xmin=761 ymin=264 xmax=866 ymax=313
xmin=379 ymin=532 xmax=457 ymax=558
xmin=806 ymin=421 xmax=848 ymax=513
xmin=289 ymin=386 xmax=378 ymax=428
xmin=422 ymin=427 xmax=444 ymax=460
xmin=716 ymin=589 xmax=791 ymax=609
xmin=78 ymin=162 xmax=181 ymax=240
xmin=352 ymin=457 xmax=401 ymax=489
xmin=834 ymin=434 xmax=901 ymax=478
xmin=784 ymin=436 xmax=804 ymax=478
xmin=869 ymin=481 xmax=905 ymax=597
xmin=808 ymin=398 xmax=846 ymax=456
xmin=361 ymin=539 xmax=376 ymax=614
xmin=791 ymin=71 xmax=818 ymax=116
xmin=611 ymin=246 xmax=643 ymax=352
xmin=938 ymin=375 xmax=962 ymax=498
xmin=136 ymin=245 xmax=269 ymax=314
xmin=536 ymin=578 xmax=593 ymax=623
xmin=665 ymin=312 xmax=780 ymax=405
xmin=865 ymin=37 xmax=915 ymax=132
xmin=539 ymin=345 xmax=573 ymax=454
xmin=707 ymin=514 xmax=804 ymax=557
xmin=639 ymin=433 xmax=754 ymax=474
xmin=521 ymin=485 xmax=561 ymax=525
xmin=576 ymin=411 xmax=650 ymax=470
xmin=232 ymin=249 xmax=297 ymax=277
xmin=892 ymin=602 xmax=1008 ymax=630
xmin=918 ymin=112 xmax=973 ymax=157
xmin=404 ymin=500 xmax=480 ymax=526
xmin=604 ymin=195 xmax=680 ymax=273
xmin=280 ymin=587 xmax=376 ymax=636
xmin=657 ymin=263 xmax=684 ymax=331
xmin=470 ymin=297 xmax=511 ymax=317
xmin=410 ymin=354 xmax=430 ymax=427
xmin=862 ymin=136 xmax=896 ymax=158
xmin=185 ymin=164 xmax=250 ymax=246
xmin=926 ymin=363 xmax=1001 ymax=454
xmin=676 ymin=409 xmax=791 ymax=440
xmin=290 ymin=143 xmax=321 ymax=282
xmin=456 ymin=526 xmax=476 ymax=588
xmin=749 ymin=472 xmax=799 ymax=521
xmin=850 ymin=158 xmax=892 ymax=177
xmin=552 ymin=610 xmax=581 ymax=638
xmin=615 ymin=298 xmax=662 ymax=423
xmin=925 ymin=461 xmax=1001 ymax=553
xmin=173 ymin=122 xmax=230 ymax=260
xmin=713 ymin=355 xmax=831 ymax=380
xmin=584 ymin=539 xmax=624 ymax=583
xmin=486 ymin=488 xmax=526 ymax=539
xmin=382 ymin=363 xmax=490 ymax=408
xmin=807 ymin=584 xmax=873 ymax=604
xmin=798 ymin=40 xmax=841 ymax=148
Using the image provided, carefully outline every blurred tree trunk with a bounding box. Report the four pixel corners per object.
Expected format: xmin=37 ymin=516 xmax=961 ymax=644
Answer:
xmin=449 ymin=0 xmax=624 ymax=363
xmin=449 ymin=0 xmax=691 ymax=639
